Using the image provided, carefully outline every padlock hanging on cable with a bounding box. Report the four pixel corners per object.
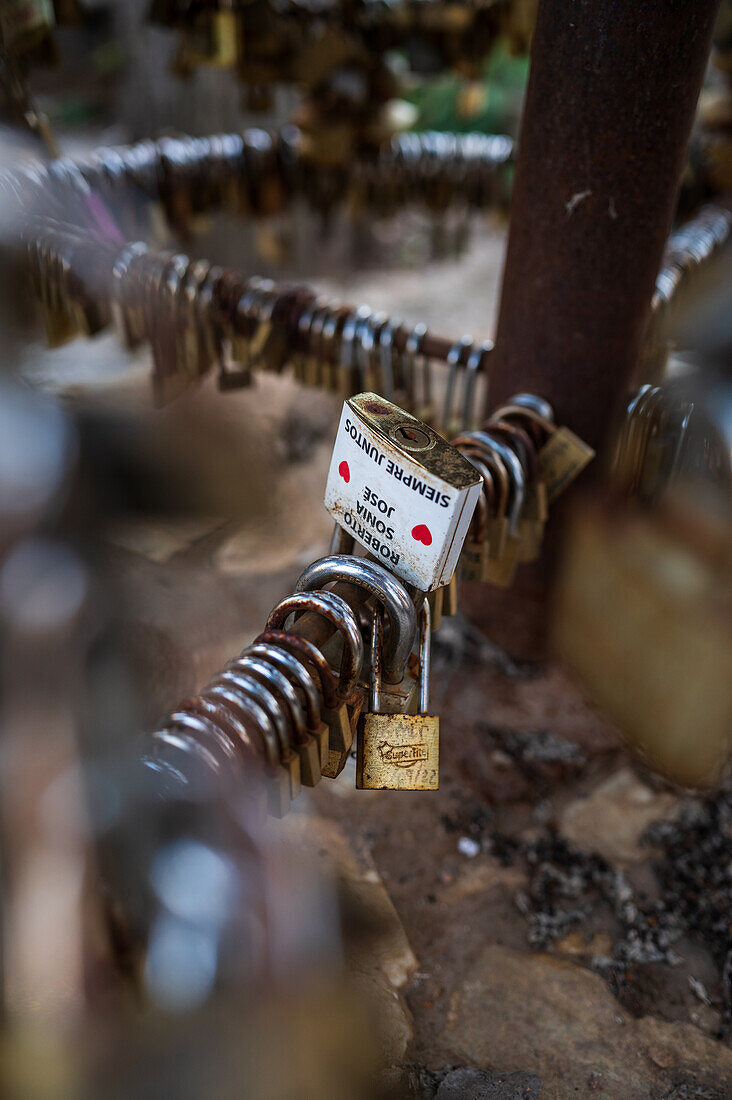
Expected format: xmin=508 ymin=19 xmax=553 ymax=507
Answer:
xmin=323 ymin=393 xmax=482 ymax=592
xmin=356 ymin=598 xmax=439 ymax=791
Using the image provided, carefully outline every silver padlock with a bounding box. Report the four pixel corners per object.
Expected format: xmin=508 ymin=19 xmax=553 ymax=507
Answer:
xmin=323 ymin=393 xmax=482 ymax=592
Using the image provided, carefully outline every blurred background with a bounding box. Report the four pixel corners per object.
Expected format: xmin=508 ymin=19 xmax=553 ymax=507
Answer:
xmin=0 ymin=2 xmax=730 ymax=1098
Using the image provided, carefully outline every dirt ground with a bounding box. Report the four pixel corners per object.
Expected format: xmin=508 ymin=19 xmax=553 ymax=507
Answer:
xmin=22 ymin=219 xmax=732 ymax=1099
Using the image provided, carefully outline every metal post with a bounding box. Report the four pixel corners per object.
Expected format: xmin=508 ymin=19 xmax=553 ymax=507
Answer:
xmin=471 ymin=0 xmax=720 ymax=658
xmin=489 ymin=0 xmax=720 ymax=452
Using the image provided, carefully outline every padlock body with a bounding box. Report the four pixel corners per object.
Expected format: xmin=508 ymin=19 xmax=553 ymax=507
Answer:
xmin=482 ymin=533 xmax=521 ymax=587
xmin=324 ymin=395 xmax=481 ymax=591
xmin=460 ymin=540 xmax=488 ymax=581
xmin=356 ymin=714 xmax=439 ymax=790
xmin=321 ymin=702 xmax=352 ymax=779
xmin=556 ymin=503 xmax=732 ymax=787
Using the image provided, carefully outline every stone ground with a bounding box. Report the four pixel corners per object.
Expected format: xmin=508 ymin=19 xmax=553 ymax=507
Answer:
xmin=20 ymin=220 xmax=732 ymax=1099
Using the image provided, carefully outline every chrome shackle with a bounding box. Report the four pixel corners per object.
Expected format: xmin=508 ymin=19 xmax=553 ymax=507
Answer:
xmin=295 ymin=555 xmax=417 ymax=685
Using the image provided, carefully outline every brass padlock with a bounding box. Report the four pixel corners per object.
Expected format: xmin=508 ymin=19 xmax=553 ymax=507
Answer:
xmin=357 ymin=600 xmax=439 ymax=791
xmin=264 ymin=588 xmax=366 ymax=780
xmin=247 ymin=644 xmax=322 ymax=788
xmin=467 ymin=431 xmax=526 ymax=588
xmin=458 ymin=452 xmax=493 ymax=582
xmin=443 ymin=573 xmax=460 ymax=616
xmin=224 ymin=657 xmax=302 ymax=801
xmin=555 ymin=499 xmax=732 ymax=787
xmin=254 ymin=630 xmax=337 ymax=776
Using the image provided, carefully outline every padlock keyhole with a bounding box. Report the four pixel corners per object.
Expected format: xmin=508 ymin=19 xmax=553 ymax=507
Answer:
xmin=392 ymin=425 xmax=432 ymax=452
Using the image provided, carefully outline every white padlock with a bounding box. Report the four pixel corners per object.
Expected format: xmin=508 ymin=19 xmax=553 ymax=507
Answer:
xmin=324 ymin=393 xmax=482 ymax=591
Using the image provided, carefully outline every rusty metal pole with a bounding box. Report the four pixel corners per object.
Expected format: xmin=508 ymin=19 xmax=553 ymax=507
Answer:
xmin=470 ymin=0 xmax=720 ymax=657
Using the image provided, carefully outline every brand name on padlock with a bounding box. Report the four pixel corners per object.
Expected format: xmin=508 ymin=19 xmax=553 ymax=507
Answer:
xmin=377 ymin=740 xmax=430 ymax=767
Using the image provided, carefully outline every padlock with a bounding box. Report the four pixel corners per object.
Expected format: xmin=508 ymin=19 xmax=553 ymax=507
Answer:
xmin=460 ymin=430 xmax=526 ymax=588
xmin=357 ymin=599 xmax=439 ymax=790
xmin=441 ymin=335 xmax=474 ymax=440
xmin=321 ymin=306 xmax=346 ymax=394
xmin=111 ymin=241 xmax=148 ymax=350
xmin=216 ymin=655 xmax=302 ymax=801
xmin=304 ymin=305 xmax=327 ymax=389
xmin=205 ymin=673 xmax=291 ymax=818
xmin=295 ymin=555 xmax=420 ymax=775
xmin=428 ymin=585 xmax=444 ymax=631
xmin=339 ymin=307 xmax=372 ymax=400
xmin=378 ymin=315 xmax=402 ymax=404
xmin=35 ymin=238 xmax=78 ymax=348
xmin=460 ymin=476 xmax=491 ymax=582
xmin=517 ymin=477 xmax=549 ymax=562
xmin=460 ymin=341 xmax=492 ymax=434
xmin=442 ymin=573 xmax=460 ymax=616
xmin=492 ymin=393 xmax=594 ymax=502
xmin=294 ymin=302 xmax=316 ymax=385
xmin=485 ymin=417 xmax=544 ymax=563
xmin=535 ymin=419 xmax=595 ymax=501
xmin=356 ymin=311 xmax=380 ymax=395
xmin=255 ymin=629 xmax=344 ymax=778
xmin=324 ymin=393 xmax=482 ymax=592
xmin=245 ymin=645 xmax=323 ymax=788
xmin=265 ymin=587 xmax=365 ymax=779
xmin=555 ymin=499 xmax=732 ymax=787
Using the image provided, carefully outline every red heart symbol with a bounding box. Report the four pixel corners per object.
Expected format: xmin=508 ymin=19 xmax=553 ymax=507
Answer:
xmin=412 ymin=524 xmax=433 ymax=546
xmin=338 ymin=461 xmax=350 ymax=483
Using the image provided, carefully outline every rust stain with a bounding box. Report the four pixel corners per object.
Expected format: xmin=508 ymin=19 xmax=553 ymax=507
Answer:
xmin=362 ymin=399 xmax=391 ymax=416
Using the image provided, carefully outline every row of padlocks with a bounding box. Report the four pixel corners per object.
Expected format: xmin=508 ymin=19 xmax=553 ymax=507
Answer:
xmin=146 ymin=387 xmax=595 ymax=814
xmin=2 ymin=5 xmax=731 ymax=1097
xmin=2 ymin=13 xmax=730 ymax=815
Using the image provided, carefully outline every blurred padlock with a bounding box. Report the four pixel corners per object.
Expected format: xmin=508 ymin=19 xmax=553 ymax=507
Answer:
xmin=555 ymin=498 xmax=732 ymax=787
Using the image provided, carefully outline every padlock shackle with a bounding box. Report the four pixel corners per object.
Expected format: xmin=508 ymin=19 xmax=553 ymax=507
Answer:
xmin=491 ymin=401 xmax=556 ymax=441
xmin=296 ymin=555 xmax=417 ymax=684
xmin=235 ymin=654 xmax=308 ymax=747
xmin=369 ymin=605 xmax=384 ymax=714
xmin=181 ymin=694 xmax=254 ymax=774
xmin=464 ymin=430 xmax=526 ymax=533
xmin=453 ymin=440 xmax=508 ymax=518
xmin=154 ymin=725 xmax=227 ymax=783
xmin=203 ymin=679 xmax=280 ymax=770
xmin=266 ymin=590 xmax=364 ymax=698
xmin=418 ymin=598 xmax=432 ymax=715
xmin=486 ymin=418 xmax=538 ymax=482
xmin=461 ymin=340 xmax=493 ymax=433
xmin=507 ymin=392 xmax=555 ymax=424
xmin=202 ymin=682 xmax=275 ymax=768
xmin=249 ymin=643 xmax=321 ymax=732
xmin=162 ymin=711 xmax=239 ymax=774
xmin=212 ymin=668 xmax=288 ymax=766
xmin=254 ymin=630 xmax=345 ymax=710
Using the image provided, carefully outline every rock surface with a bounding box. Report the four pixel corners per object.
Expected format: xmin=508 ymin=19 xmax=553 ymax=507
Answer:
xmin=559 ymin=767 xmax=678 ymax=865
xmin=436 ymin=1067 xmax=543 ymax=1099
xmin=443 ymin=945 xmax=732 ymax=1100
xmin=280 ymin=812 xmax=417 ymax=1064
